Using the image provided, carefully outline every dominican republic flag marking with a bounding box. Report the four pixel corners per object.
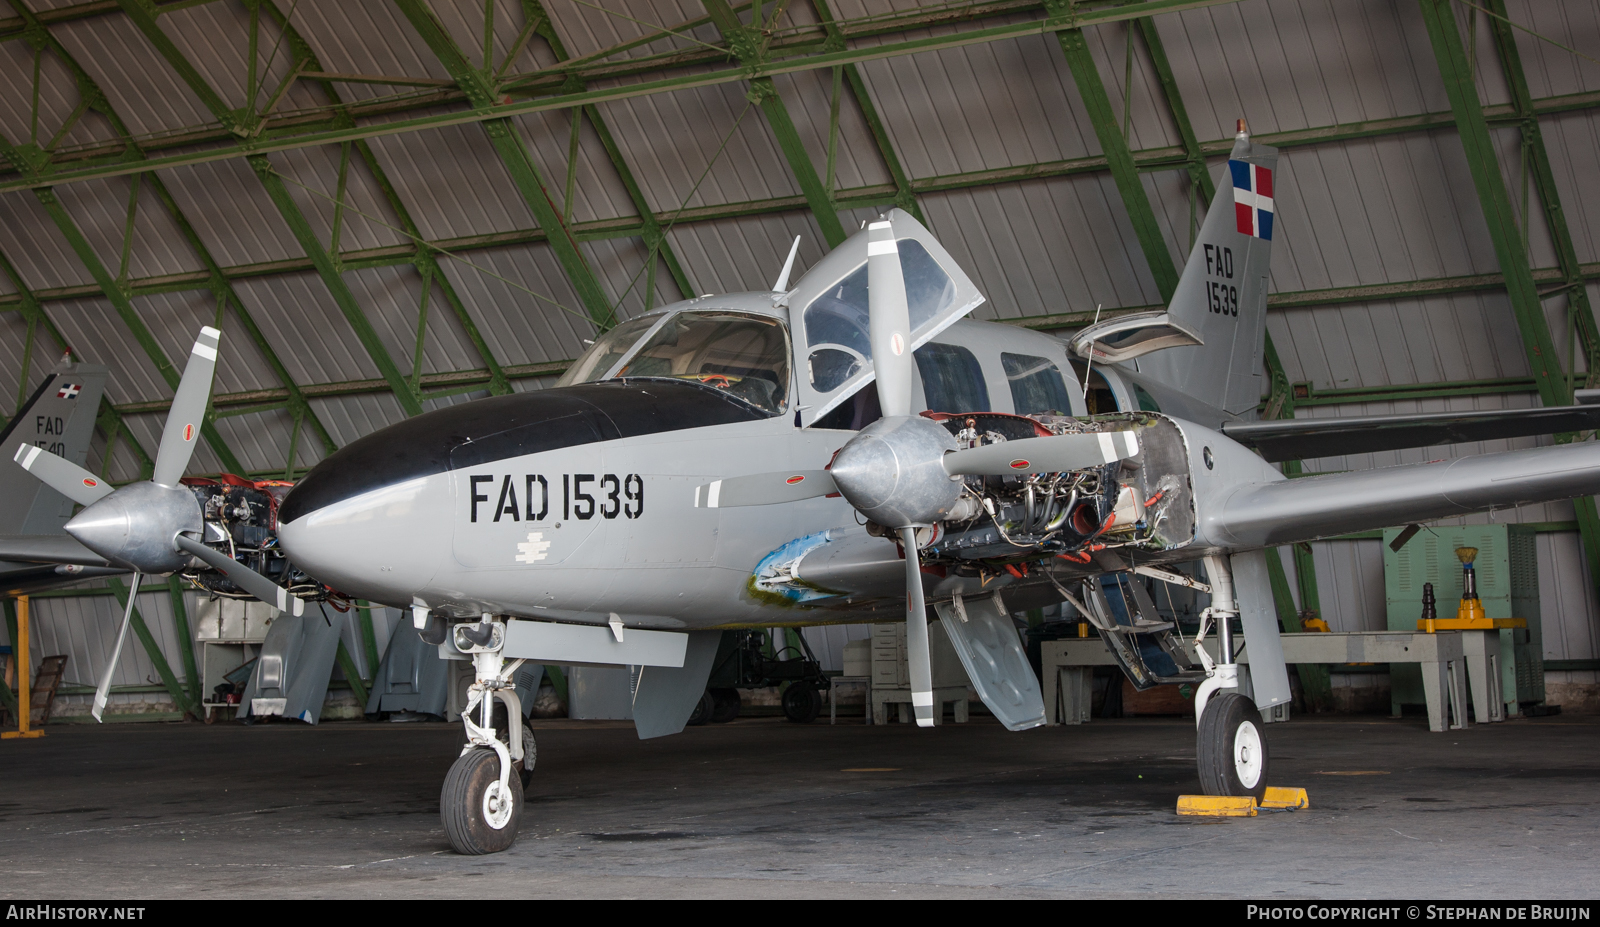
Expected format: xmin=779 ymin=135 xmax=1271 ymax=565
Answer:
xmin=56 ymin=383 xmax=81 ymax=399
xmin=1230 ymin=160 xmax=1274 ymax=240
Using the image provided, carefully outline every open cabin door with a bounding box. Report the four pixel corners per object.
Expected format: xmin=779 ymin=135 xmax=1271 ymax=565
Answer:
xmin=784 ymin=208 xmax=986 ymax=425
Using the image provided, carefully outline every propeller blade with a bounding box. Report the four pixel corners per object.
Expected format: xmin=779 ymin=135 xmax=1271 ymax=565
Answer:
xmin=942 ymin=429 xmax=1139 ymax=477
xmin=694 ymin=470 xmax=838 ymax=508
xmin=13 ymin=443 xmax=114 ymax=507
xmin=900 ymin=527 xmax=935 ymax=728
xmin=93 ymin=571 xmax=141 ymax=722
xmin=173 ymin=534 xmax=304 ymax=616
xmin=867 ymin=220 xmax=914 ymax=419
xmin=152 ymin=326 xmax=221 ymax=488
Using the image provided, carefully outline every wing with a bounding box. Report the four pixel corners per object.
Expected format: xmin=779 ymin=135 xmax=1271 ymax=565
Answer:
xmin=0 ymin=534 xmax=114 ymax=566
xmin=1221 ymin=405 xmax=1600 ymax=463
xmin=1210 ymin=439 xmax=1600 ymax=548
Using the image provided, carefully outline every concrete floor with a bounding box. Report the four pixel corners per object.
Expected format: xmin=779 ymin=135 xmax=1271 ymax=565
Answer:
xmin=0 ymin=712 xmax=1595 ymax=899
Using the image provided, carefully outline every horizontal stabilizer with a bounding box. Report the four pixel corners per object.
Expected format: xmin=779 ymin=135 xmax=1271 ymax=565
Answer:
xmin=1212 ymin=439 xmax=1600 ymax=548
xmin=1223 ymin=404 xmax=1600 ymax=462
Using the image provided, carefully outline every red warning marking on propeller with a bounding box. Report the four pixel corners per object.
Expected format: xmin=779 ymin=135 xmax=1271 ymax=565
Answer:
xmin=82 ymin=477 xmax=98 ymax=488
xmin=785 ymin=475 xmax=806 ymax=485
xmin=183 ymin=424 xmax=195 ymax=442
xmin=1009 ymin=459 xmax=1030 ymax=470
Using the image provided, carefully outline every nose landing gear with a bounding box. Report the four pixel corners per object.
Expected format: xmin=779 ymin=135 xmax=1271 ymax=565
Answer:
xmin=441 ymin=616 xmax=531 ymax=855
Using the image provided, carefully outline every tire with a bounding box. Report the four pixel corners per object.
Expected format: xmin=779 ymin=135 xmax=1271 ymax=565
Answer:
xmin=441 ymin=747 xmax=522 ymax=855
xmin=687 ymin=690 xmax=715 ymax=726
xmin=710 ymin=688 xmax=740 ymax=724
xmin=1196 ymin=692 xmax=1269 ymax=799
xmin=782 ymin=683 xmax=821 ymax=724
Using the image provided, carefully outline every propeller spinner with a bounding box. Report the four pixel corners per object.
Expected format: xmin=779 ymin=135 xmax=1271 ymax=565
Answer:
xmin=699 ymin=217 xmax=1138 ymax=728
xmin=12 ymin=326 xmax=303 ymax=721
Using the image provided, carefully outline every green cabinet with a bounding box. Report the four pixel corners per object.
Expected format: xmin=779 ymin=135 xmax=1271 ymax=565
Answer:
xmin=1382 ymin=524 xmax=1544 ymax=715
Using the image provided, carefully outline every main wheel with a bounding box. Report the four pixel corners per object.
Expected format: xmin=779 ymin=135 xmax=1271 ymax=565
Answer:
xmin=1197 ymin=692 xmax=1269 ymax=799
xmin=687 ymin=690 xmax=715 ymax=726
xmin=441 ymin=747 xmax=522 ymax=855
xmin=710 ymin=688 xmax=740 ymax=723
xmin=782 ymin=682 xmax=821 ymax=724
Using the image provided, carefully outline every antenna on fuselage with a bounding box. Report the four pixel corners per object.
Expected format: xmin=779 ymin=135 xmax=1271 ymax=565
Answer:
xmin=772 ymin=235 xmax=802 ymax=293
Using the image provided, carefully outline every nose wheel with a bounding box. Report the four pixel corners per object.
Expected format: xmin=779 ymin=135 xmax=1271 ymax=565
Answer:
xmin=442 ymin=747 xmax=523 ymax=854
xmin=1196 ymin=692 xmax=1269 ymax=799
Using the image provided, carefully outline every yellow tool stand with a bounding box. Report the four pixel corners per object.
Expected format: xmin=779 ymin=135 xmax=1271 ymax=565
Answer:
xmin=3 ymin=596 xmax=44 ymax=740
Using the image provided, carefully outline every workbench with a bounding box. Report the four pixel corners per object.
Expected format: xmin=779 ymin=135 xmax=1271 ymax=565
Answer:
xmin=1041 ymin=630 xmax=1470 ymax=732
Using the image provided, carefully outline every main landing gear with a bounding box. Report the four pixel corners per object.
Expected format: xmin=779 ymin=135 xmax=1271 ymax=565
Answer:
xmin=439 ymin=615 xmax=533 ymax=855
xmin=1191 ymin=555 xmax=1269 ymax=800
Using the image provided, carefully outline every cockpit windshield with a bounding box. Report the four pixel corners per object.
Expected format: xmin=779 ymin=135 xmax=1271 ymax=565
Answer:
xmin=561 ymin=310 xmax=791 ymax=415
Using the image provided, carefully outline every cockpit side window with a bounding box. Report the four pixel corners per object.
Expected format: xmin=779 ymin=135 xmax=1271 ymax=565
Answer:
xmin=615 ymin=311 xmax=791 ymax=415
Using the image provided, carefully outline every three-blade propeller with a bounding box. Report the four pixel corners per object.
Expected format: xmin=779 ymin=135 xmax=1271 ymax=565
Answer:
xmin=12 ymin=326 xmax=303 ymax=722
xmin=697 ymin=217 xmax=1139 ymax=728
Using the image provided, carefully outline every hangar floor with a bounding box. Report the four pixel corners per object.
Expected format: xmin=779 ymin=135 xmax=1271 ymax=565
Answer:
xmin=0 ymin=713 xmax=1595 ymax=899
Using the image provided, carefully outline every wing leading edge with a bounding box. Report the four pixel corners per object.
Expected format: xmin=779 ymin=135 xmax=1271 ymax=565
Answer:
xmin=1209 ymin=439 xmax=1600 ymax=549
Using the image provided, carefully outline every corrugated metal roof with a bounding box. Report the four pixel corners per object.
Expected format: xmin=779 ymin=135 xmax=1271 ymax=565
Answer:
xmin=157 ymin=0 xmax=326 ymax=117
xmin=155 ymin=156 xmax=304 ymax=267
xmin=50 ymin=176 xmax=208 ymax=281
xmin=342 ymin=262 xmax=483 ymax=376
xmin=431 ymin=241 xmax=595 ymax=365
xmin=1541 ymin=111 xmax=1600 ymax=265
xmin=0 ymin=190 xmax=96 ymax=290
xmin=363 ymin=120 xmax=542 ymax=240
xmin=52 ymin=12 xmax=219 ymax=141
xmin=43 ymin=295 xmax=170 ymax=404
xmin=227 ymin=271 xmax=384 ymax=384
xmin=0 ymin=35 xmax=121 ymax=153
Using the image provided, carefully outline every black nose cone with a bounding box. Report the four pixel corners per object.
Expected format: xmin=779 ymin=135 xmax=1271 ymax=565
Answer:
xmin=278 ymin=380 xmax=769 ymax=524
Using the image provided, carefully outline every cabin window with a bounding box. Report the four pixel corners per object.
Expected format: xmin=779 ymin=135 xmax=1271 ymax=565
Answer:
xmin=914 ymin=342 xmax=989 ymax=413
xmin=800 ymin=239 xmax=957 ymax=391
xmin=1002 ymin=352 xmax=1073 ymax=414
xmin=569 ymin=310 xmax=790 ymax=415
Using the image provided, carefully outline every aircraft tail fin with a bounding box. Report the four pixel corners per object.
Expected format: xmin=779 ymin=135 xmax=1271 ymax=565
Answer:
xmin=1122 ymin=125 xmax=1279 ymax=419
xmin=0 ymin=355 xmax=109 ymax=535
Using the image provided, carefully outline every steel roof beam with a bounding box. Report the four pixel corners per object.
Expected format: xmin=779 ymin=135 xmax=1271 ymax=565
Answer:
xmin=398 ymin=0 xmax=625 ymax=330
xmin=0 ymin=0 xmax=1264 ymax=194
xmin=527 ymin=0 xmax=695 ymax=302
xmin=111 ymin=0 xmax=425 ymax=416
xmin=256 ymin=0 xmax=512 ymax=397
xmin=0 ymin=246 xmax=155 ymax=477
xmin=1478 ymin=0 xmax=1600 ymax=618
xmin=1419 ymin=0 xmax=1600 ymax=615
xmin=1052 ymin=20 xmax=1179 ymax=301
xmin=1 ymin=0 xmax=340 ymax=464
xmin=703 ymin=0 xmax=847 ymax=247
xmin=811 ymin=0 xmax=926 ymax=224
xmin=1485 ymin=0 xmax=1600 ymax=383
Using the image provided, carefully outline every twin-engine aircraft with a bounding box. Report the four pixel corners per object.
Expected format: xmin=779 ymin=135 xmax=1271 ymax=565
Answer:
xmin=13 ymin=126 xmax=1600 ymax=855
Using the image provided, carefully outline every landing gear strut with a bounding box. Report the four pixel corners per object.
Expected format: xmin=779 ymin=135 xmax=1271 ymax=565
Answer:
xmin=440 ymin=615 xmax=531 ymax=855
xmin=1191 ymin=555 xmax=1269 ymax=800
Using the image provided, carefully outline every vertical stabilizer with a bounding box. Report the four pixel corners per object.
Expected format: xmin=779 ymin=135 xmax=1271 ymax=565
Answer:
xmin=0 ymin=356 xmax=109 ymax=535
xmin=1130 ymin=128 xmax=1279 ymax=419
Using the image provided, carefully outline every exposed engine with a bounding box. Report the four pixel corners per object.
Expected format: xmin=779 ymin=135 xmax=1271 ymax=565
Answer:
xmin=177 ymin=475 xmax=339 ymax=606
xmin=872 ymin=411 xmax=1194 ymax=572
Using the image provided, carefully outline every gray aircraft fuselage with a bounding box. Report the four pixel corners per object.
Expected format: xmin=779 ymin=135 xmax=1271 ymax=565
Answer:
xmin=275 ymin=293 xmax=1276 ymax=630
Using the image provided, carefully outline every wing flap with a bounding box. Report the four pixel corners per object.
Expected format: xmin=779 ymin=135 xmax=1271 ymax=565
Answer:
xmin=1223 ymin=405 xmax=1600 ymax=463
